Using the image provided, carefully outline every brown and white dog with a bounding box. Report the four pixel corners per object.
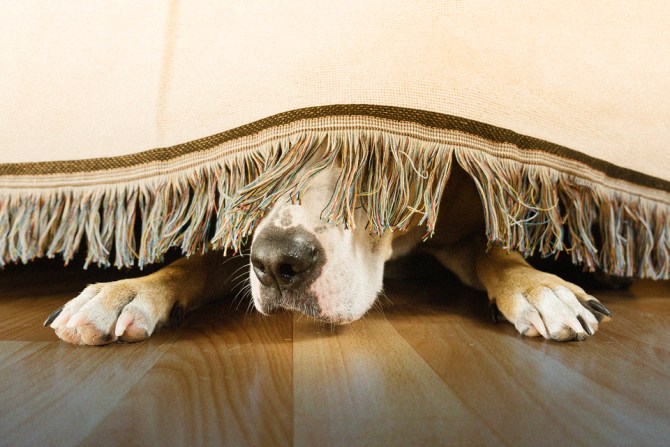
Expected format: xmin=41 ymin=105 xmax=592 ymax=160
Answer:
xmin=44 ymin=162 xmax=612 ymax=345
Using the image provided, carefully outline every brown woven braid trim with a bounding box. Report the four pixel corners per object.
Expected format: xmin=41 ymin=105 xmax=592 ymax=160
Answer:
xmin=1 ymin=104 xmax=668 ymax=191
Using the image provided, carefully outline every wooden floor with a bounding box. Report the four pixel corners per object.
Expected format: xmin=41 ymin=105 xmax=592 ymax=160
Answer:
xmin=0 ymin=255 xmax=669 ymax=447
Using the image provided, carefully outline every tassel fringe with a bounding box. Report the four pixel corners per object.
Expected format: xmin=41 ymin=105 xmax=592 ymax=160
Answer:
xmin=1 ymin=129 xmax=668 ymax=279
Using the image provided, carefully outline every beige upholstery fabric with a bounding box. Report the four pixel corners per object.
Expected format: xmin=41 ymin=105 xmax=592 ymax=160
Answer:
xmin=0 ymin=1 xmax=668 ymax=278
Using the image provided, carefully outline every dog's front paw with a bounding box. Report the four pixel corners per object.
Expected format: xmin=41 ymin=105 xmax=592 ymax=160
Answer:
xmin=44 ymin=280 xmax=180 ymax=345
xmin=490 ymin=268 xmax=612 ymax=341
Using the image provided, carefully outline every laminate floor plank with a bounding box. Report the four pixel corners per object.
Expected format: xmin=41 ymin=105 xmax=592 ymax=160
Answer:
xmin=292 ymin=314 xmax=502 ymax=447
xmin=0 ymin=341 xmax=48 ymax=369
xmin=0 ymin=263 xmax=181 ymax=447
xmin=80 ymin=304 xmax=294 ymax=447
xmin=597 ymin=283 xmax=670 ymax=352
xmin=0 ymin=334 xmax=177 ymax=447
xmin=384 ymin=276 xmax=670 ymax=447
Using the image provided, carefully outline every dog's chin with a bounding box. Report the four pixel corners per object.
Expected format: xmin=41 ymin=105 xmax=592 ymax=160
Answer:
xmin=250 ymin=276 xmax=378 ymax=325
xmin=258 ymin=302 xmax=360 ymax=325
xmin=252 ymin=291 xmax=374 ymax=325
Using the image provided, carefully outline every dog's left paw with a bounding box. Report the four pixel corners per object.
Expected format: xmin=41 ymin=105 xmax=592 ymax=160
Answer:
xmin=43 ymin=279 xmax=180 ymax=345
xmin=489 ymin=267 xmax=612 ymax=341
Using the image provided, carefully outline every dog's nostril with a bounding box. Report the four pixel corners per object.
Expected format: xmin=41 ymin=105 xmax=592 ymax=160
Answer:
xmin=251 ymin=259 xmax=274 ymax=287
xmin=265 ymin=255 xmax=314 ymax=287
xmin=278 ymin=263 xmax=297 ymax=280
xmin=252 ymin=260 xmax=266 ymax=274
xmin=252 ymin=256 xmax=311 ymax=288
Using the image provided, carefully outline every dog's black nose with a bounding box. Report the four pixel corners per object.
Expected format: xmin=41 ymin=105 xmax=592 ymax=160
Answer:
xmin=251 ymin=226 xmax=323 ymax=290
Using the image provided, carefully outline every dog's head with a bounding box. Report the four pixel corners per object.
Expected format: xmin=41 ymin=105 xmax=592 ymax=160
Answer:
xmin=249 ymin=168 xmax=396 ymax=324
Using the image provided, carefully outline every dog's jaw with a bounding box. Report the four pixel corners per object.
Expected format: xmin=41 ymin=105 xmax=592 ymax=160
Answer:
xmin=308 ymin=219 xmax=392 ymax=323
xmin=249 ymin=168 xmax=393 ymax=324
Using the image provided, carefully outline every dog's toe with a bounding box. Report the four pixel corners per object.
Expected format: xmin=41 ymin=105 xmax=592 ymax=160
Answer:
xmin=53 ymin=326 xmax=85 ymax=345
xmin=75 ymin=322 xmax=116 ymax=345
xmin=114 ymin=306 xmax=153 ymax=343
xmin=548 ymin=326 xmax=580 ymax=342
xmin=515 ymin=308 xmax=548 ymax=338
xmin=53 ymin=307 xmax=118 ymax=345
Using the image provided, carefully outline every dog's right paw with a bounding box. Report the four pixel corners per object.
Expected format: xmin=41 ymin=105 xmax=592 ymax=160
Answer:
xmin=44 ymin=279 xmax=181 ymax=345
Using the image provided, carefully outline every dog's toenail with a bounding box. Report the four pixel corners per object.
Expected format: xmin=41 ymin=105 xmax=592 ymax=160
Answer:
xmin=44 ymin=306 xmax=64 ymax=327
xmin=586 ymin=300 xmax=612 ymax=318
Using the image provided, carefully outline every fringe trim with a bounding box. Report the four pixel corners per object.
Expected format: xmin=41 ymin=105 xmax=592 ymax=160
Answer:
xmin=455 ymin=151 xmax=670 ymax=279
xmin=1 ymin=129 xmax=668 ymax=279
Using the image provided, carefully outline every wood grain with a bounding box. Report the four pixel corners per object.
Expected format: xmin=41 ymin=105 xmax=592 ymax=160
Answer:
xmin=293 ymin=315 xmax=500 ymax=446
xmin=384 ymin=276 xmax=670 ymax=446
xmin=81 ymin=306 xmax=293 ymax=447
xmin=0 ymin=336 xmax=177 ymax=447
xmin=1 ymin=256 xmax=669 ymax=447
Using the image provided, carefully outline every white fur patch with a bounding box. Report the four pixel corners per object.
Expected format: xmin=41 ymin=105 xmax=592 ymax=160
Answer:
xmin=250 ymin=168 xmax=393 ymax=323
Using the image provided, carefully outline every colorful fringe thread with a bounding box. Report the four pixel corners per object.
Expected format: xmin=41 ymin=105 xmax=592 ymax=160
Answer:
xmin=0 ymin=129 xmax=668 ymax=279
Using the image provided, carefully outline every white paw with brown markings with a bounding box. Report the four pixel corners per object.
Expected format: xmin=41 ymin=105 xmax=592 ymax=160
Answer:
xmin=488 ymin=267 xmax=612 ymax=341
xmin=44 ymin=279 xmax=182 ymax=345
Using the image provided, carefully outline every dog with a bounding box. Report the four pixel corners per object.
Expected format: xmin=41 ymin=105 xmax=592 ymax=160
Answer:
xmin=44 ymin=159 xmax=612 ymax=345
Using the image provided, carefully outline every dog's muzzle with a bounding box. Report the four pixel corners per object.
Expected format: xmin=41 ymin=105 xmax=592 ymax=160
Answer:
xmin=250 ymin=224 xmax=325 ymax=292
